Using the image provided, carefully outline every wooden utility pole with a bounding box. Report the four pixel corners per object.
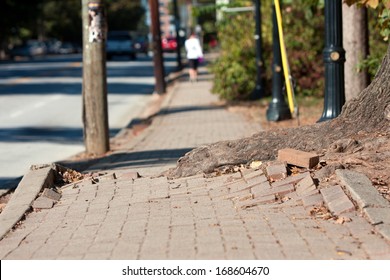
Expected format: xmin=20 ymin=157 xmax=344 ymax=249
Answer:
xmin=81 ymin=0 xmax=109 ymax=155
xmin=149 ymin=0 xmax=166 ymax=94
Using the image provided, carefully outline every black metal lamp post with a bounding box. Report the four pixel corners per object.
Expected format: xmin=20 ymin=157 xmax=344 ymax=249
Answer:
xmin=266 ymin=3 xmax=291 ymax=121
xmin=318 ymin=0 xmax=346 ymax=122
xmin=251 ymin=0 xmax=265 ymax=99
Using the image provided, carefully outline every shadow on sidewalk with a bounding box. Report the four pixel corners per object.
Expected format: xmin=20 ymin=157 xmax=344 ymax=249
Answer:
xmin=59 ymin=148 xmax=193 ymax=173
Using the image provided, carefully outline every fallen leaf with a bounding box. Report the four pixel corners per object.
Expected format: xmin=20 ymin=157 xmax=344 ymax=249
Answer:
xmin=250 ymin=161 xmax=263 ymax=169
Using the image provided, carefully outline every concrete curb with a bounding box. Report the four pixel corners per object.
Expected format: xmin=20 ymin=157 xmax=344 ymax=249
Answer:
xmin=335 ymin=169 xmax=390 ymax=241
xmin=0 ymin=164 xmax=62 ymax=241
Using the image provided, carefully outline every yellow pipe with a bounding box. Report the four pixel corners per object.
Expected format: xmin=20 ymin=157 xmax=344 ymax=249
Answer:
xmin=274 ymin=0 xmax=295 ymax=114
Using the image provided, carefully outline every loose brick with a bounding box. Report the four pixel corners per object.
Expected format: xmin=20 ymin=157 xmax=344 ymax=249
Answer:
xmin=278 ymin=148 xmax=319 ymax=169
xmin=266 ymin=162 xmax=287 ymax=181
xmin=33 ymin=197 xmax=54 ymax=209
xmin=42 ymin=188 xmax=61 ymax=201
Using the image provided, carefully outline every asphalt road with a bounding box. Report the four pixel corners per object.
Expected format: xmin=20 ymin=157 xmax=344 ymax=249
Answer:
xmin=0 ymin=53 xmax=177 ymax=190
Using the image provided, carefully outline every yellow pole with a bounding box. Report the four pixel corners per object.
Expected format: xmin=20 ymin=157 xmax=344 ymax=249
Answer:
xmin=274 ymin=0 xmax=295 ymax=114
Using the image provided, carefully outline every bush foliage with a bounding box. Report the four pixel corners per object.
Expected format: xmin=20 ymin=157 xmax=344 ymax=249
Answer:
xmin=209 ymin=12 xmax=256 ymax=100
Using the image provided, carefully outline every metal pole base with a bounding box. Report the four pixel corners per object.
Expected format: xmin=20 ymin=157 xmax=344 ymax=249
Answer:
xmin=266 ymin=101 xmax=291 ymax=121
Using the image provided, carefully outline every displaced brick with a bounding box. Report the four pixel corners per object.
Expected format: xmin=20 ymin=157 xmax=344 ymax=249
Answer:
xmin=271 ymin=172 xmax=309 ymax=188
xmin=246 ymin=174 xmax=269 ymax=186
xmin=321 ymin=185 xmax=355 ymax=215
xmin=250 ymin=181 xmax=271 ymax=196
xmin=296 ymin=174 xmax=316 ymax=196
xmin=327 ymin=198 xmax=355 ymax=216
xmin=363 ymin=207 xmax=390 ymax=225
xmin=42 ymin=188 xmax=61 ymax=201
xmin=33 ymin=197 xmax=54 ymax=209
xmin=320 ymin=185 xmax=345 ymax=203
xmin=278 ymin=148 xmax=319 ymax=169
xmin=240 ymin=168 xmax=264 ymax=180
xmin=336 ymin=169 xmax=389 ymax=209
xmin=223 ymin=189 xmax=251 ymax=200
xmin=231 ymin=193 xmax=253 ymax=202
xmin=256 ymin=184 xmax=295 ymax=198
xmin=266 ymin=162 xmax=287 ymax=181
xmin=302 ymin=193 xmax=323 ymax=209
xmin=236 ymin=195 xmax=276 ymax=209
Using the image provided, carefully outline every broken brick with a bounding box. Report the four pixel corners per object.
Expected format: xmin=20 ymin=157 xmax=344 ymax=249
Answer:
xmin=278 ymin=148 xmax=319 ymax=169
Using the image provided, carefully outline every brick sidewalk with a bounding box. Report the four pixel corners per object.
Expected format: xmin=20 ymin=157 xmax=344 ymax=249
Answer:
xmin=0 ymin=65 xmax=389 ymax=259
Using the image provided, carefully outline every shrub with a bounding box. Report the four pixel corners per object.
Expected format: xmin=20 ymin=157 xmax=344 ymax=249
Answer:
xmin=209 ymin=11 xmax=257 ymax=100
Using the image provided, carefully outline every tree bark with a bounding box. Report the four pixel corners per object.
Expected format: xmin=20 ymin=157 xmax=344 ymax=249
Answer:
xmin=166 ymin=44 xmax=390 ymax=178
xmin=343 ymin=4 xmax=369 ymax=101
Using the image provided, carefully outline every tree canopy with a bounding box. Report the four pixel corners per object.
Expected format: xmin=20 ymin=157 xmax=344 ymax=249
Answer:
xmin=0 ymin=0 xmax=145 ymax=51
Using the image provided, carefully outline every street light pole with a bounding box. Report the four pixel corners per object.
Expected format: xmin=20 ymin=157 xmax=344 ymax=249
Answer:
xmin=266 ymin=3 xmax=290 ymax=121
xmin=319 ymin=0 xmax=345 ymax=122
xmin=251 ymin=0 xmax=265 ymax=99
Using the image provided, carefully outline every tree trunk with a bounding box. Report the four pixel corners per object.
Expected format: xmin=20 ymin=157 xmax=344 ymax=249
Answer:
xmin=343 ymin=4 xmax=369 ymax=101
xmin=166 ymin=43 xmax=390 ymax=178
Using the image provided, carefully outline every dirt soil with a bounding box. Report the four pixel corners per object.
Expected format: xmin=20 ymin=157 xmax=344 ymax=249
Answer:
xmin=227 ymin=99 xmax=390 ymax=202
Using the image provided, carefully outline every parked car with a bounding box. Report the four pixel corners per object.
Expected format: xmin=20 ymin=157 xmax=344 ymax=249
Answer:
xmin=10 ymin=40 xmax=47 ymax=59
xmin=58 ymin=42 xmax=77 ymax=54
xmin=106 ymin=31 xmax=136 ymax=60
xmin=161 ymin=36 xmax=177 ymax=52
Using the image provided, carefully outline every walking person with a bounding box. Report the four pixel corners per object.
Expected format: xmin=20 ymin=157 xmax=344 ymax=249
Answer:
xmin=185 ymin=31 xmax=203 ymax=82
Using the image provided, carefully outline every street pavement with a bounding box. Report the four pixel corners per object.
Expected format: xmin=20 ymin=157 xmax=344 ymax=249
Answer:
xmin=0 ymin=55 xmax=175 ymax=190
xmin=0 ymin=59 xmax=389 ymax=260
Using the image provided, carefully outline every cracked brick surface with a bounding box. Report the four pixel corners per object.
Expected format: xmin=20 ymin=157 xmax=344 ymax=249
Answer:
xmin=0 ymin=69 xmax=389 ymax=260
